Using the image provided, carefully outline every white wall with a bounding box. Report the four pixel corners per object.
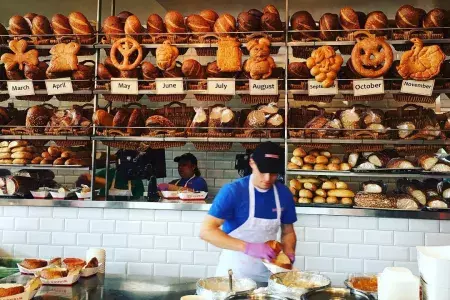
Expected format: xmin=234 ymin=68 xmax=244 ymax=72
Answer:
xmin=1 ymin=206 xmax=450 ymax=284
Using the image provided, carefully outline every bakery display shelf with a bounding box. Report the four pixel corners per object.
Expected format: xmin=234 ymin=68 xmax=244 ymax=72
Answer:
xmin=95 ymin=41 xmax=286 ymax=49
xmin=0 ymin=164 xmax=89 ymax=171
xmin=296 ymin=203 xmax=353 ymax=208
xmin=287 ymin=38 xmax=450 ymax=47
xmin=286 ymin=170 xmax=450 ymax=179
xmin=288 ymin=89 xmax=450 ymax=95
xmin=94 ymin=89 xmax=286 ymax=95
xmin=0 ymin=135 xmax=91 ymax=141
xmin=93 ymin=136 xmax=285 ymax=143
xmin=0 ymin=43 xmax=96 ymax=49
xmin=0 ymin=89 xmax=93 ymax=95
xmin=287 ymin=138 xmax=450 ymax=145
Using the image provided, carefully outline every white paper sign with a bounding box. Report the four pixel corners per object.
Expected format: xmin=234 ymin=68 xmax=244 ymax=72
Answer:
xmin=401 ymin=80 xmax=435 ymax=96
xmin=207 ymin=78 xmax=235 ymax=95
xmin=308 ymin=79 xmax=338 ymax=96
xmin=45 ymin=78 xmax=73 ymax=95
xmin=249 ymin=79 xmax=278 ymax=95
xmin=110 ymin=78 xmax=138 ymax=95
xmin=353 ymin=79 xmax=384 ymax=96
xmin=155 ymin=78 xmax=184 ymax=94
xmin=7 ymin=80 xmax=35 ymax=96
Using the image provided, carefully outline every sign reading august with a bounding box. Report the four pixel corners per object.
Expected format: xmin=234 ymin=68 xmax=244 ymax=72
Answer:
xmin=249 ymin=79 xmax=278 ymax=95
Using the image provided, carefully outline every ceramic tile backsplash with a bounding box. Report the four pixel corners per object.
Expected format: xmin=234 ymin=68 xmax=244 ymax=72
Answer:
xmin=0 ymin=207 xmax=436 ymax=283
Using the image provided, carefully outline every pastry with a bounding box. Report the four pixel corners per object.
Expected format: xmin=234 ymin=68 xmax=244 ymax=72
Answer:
xmin=47 ymin=42 xmax=80 ymax=73
xmin=214 ymin=14 xmax=236 ymax=36
xmin=110 ymin=37 xmax=143 ymax=71
xmin=156 ymin=41 xmax=179 ymax=71
xmin=306 ymin=46 xmax=343 ymax=87
xmin=217 ymin=37 xmax=242 ymax=72
xmin=245 ymin=110 xmax=266 ymax=128
xmin=397 ymin=38 xmax=445 ymax=81
xmin=244 ymin=38 xmax=276 ymax=80
xmin=291 ymin=11 xmax=317 ymax=40
xmin=1 ymin=40 xmax=39 ymax=71
xmin=319 ymin=13 xmax=340 ymax=40
xmin=350 ymin=34 xmax=393 ymax=78
xmin=40 ymin=268 xmax=68 ymax=280
xmin=63 ymin=258 xmax=86 ymax=269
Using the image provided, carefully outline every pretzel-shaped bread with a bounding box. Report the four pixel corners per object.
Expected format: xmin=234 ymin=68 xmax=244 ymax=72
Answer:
xmin=110 ymin=37 xmax=143 ymax=71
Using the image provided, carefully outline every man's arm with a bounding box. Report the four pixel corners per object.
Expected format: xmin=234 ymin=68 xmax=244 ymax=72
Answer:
xmin=200 ymin=215 xmax=247 ymax=252
xmin=281 ymin=223 xmax=296 ymax=258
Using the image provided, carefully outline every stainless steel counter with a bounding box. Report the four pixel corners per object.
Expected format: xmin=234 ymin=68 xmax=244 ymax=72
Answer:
xmin=1 ymin=273 xmax=200 ymax=299
xmin=1 ymin=198 xmax=450 ymax=220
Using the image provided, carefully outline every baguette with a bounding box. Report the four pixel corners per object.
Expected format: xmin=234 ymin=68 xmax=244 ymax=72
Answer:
xmin=321 ymin=181 xmax=336 ymax=190
xmin=297 ymin=178 xmax=321 ymax=184
xmin=0 ymin=159 xmax=13 ymax=164
xmin=0 ymin=147 xmax=11 ymax=153
xmin=8 ymin=141 xmax=28 ymax=149
xmin=299 ymin=189 xmax=313 ymax=198
xmin=0 ymin=141 xmax=8 ymax=148
xmin=326 ymin=196 xmax=338 ymax=204
xmin=335 ymin=181 xmax=348 ymax=189
xmin=313 ymin=196 xmax=326 ymax=203
xmin=303 ymin=182 xmax=317 ymax=192
xmin=327 ymin=189 xmax=355 ymax=198
xmin=12 ymin=159 xmax=30 ymax=164
xmin=11 ymin=146 xmax=36 ymax=153
xmin=298 ymin=197 xmax=312 ymax=204
xmin=11 ymin=152 xmax=33 ymax=160
xmin=315 ymin=189 xmax=327 ymax=197
xmin=0 ymin=153 xmax=11 ymax=159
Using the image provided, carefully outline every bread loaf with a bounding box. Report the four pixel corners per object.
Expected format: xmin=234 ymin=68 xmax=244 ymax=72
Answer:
xmin=261 ymin=13 xmax=282 ymax=33
xmin=365 ymin=11 xmax=388 ymax=35
xmin=182 ymin=59 xmax=204 ymax=79
xmin=9 ymin=15 xmax=31 ymax=35
xmin=103 ymin=16 xmax=124 ymax=41
xmin=127 ymin=108 xmax=145 ymax=136
xmin=40 ymin=268 xmax=68 ymax=280
xmin=200 ymin=9 xmax=219 ymax=26
xmin=124 ymin=15 xmax=144 ymax=41
xmin=48 ymin=146 xmax=65 ymax=157
xmin=267 ymin=114 xmax=284 ymax=128
xmin=117 ymin=11 xmax=133 ymax=24
xmin=11 ymin=152 xmax=33 ymax=160
xmin=214 ymin=14 xmax=236 ymax=35
xmin=8 ymin=141 xmax=27 ymax=149
xmin=395 ymin=5 xmax=422 ymax=28
xmin=26 ymin=106 xmax=51 ymax=133
xmin=186 ymin=15 xmax=212 ymax=33
xmin=113 ymin=108 xmax=130 ymax=128
xmin=0 ymin=284 xmax=25 ymax=297
xmin=52 ymin=14 xmax=72 ymax=36
xmin=31 ymin=157 xmax=43 ymax=164
xmin=288 ymin=62 xmax=310 ymax=79
xmin=386 ymin=158 xmax=415 ymax=169
xmin=147 ymin=14 xmax=165 ymax=36
xmin=340 ymin=7 xmax=360 ymax=30
xmin=319 ymin=13 xmax=339 ymax=40
xmin=328 ymin=189 xmax=355 ymax=198
xmin=68 ymin=12 xmax=94 ymax=39
xmin=24 ymin=12 xmax=37 ymax=25
xmin=245 ymin=110 xmax=266 ymax=128
xmin=237 ymin=12 xmax=260 ymax=32
xmin=31 ymin=15 xmax=53 ymax=39
xmin=248 ymin=9 xmax=263 ymax=20
xmin=423 ymin=8 xmax=447 ymax=28
xmin=145 ymin=115 xmax=175 ymax=128
xmin=141 ymin=61 xmax=159 ymax=80
xmin=291 ymin=11 xmax=317 ymax=40
xmin=92 ymin=110 xmax=113 ymax=127
xmin=165 ymin=11 xmax=186 ymax=33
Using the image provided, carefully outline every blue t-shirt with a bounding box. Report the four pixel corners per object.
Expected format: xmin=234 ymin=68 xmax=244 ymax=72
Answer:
xmin=171 ymin=176 xmax=208 ymax=192
xmin=208 ymin=176 xmax=297 ymax=234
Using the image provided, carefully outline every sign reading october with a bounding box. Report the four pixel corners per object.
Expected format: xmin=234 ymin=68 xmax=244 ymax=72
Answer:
xmin=353 ymin=79 xmax=384 ymax=96
xmin=155 ymin=78 xmax=184 ymax=94
xmin=110 ymin=78 xmax=138 ymax=95
xmin=308 ymin=79 xmax=338 ymax=96
xmin=45 ymin=78 xmax=73 ymax=95
xmin=207 ymin=78 xmax=235 ymax=95
xmin=7 ymin=80 xmax=35 ymax=97
xmin=401 ymin=80 xmax=435 ymax=96
xmin=249 ymin=79 xmax=278 ymax=95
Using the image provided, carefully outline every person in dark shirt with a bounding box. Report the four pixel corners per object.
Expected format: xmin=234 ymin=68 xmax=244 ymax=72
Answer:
xmin=158 ymin=153 xmax=208 ymax=192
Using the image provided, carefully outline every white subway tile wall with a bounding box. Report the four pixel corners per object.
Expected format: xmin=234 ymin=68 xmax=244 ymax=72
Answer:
xmin=1 ymin=207 xmax=448 ymax=284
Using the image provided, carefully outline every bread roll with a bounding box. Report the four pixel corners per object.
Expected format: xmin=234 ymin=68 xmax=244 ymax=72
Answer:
xmin=299 ymin=189 xmax=313 ymax=198
xmin=0 ymin=141 xmax=8 ymax=148
xmin=40 ymin=159 xmax=54 ymax=164
xmin=40 ymin=268 xmax=68 ymax=280
xmin=31 ymin=157 xmax=43 ymax=164
xmin=68 ymin=12 xmax=94 ymax=38
xmin=291 ymin=11 xmax=317 ymax=40
xmin=330 ymin=157 xmax=341 ymax=164
xmin=339 ymin=7 xmax=360 ymax=30
xmin=0 ymin=159 xmax=13 ymax=164
xmin=181 ymin=59 xmax=204 ymax=79
xmin=53 ymin=158 xmax=66 ymax=165
xmin=0 ymin=153 xmax=11 ymax=159
xmin=365 ymin=11 xmax=388 ymax=35
xmin=340 ymin=163 xmax=351 ymax=171
xmin=341 ymin=197 xmax=354 ymax=205
xmin=314 ymin=164 xmax=327 ymax=170
xmin=303 ymin=182 xmax=317 ymax=192
xmin=263 ymin=5 xmax=279 ymax=16
xmin=52 ymin=14 xmax=73 ymax=36
xmin=11 ymin=146 xmax=36 ymax=153
xmin=9 ymin=15 xmax=31 ymax=35
xmin=297 ymin=178 xmax=321 ymax=184
xmin=31 ymin=15 xmax=53 ymax=39
xmin=147 ymin=14 xmax=165 ymax=36
xmin=423 ymin=8 xmax=447 ymax=28
xmin=395 ymin=5 xmax=421 ymax=28
xmin=327 ymin=163 xmax=340 ymax=171
xmin=319 ymin=13 xmax=339 ymax=40
xmin=11 ymin=152 xmax=33 ymax=160
xmin=298 ymin=197 xmax=312 ymax=204
xmin=13 ymin=159 xmax=30 ymax=165
xmin=316 ymin=189 xmax=327 ymax=197
xmin=335 ymin=181 xmax=348 ymax=189
xmin=200 ymin=9 xmax=219 ymax=26
xmin=116 ymin=11 xmax=133 ymax=24
xmin=186 ymin=14 xmax=211 ymax=33
xmin=287 ymin=162 xmax=300 ymax=170
xmin=316 ymin=155 xmax=329 ymax=165
xmin=302 ymin=164 xmax=313 ymax=170
xmin=237 ymin=12 xmax=260 ymax=32
xmin=48 ymin=146 xmax=65 ymax=157
xmin=304 ymin=155 xmax=316 ymax=164
xmin=0 ymin=148 xmax=10 ymax=154
xmin=103 ymin=16 xmax=124 ymax=41
xmin=24 ymin=12 xmax=37 ymax=25
xmin=328 ymin=189 xmax=355 ymax=198
xmin=293 ymin=147 xmax=307 ymax=157
xmin=165 ymin=11 xmax=186 ymax=33
xmin=322 ymin=181 xmax=336 ymax=190
xmin=289 ymin=179 xmax=301 ymax=190
xmin=313 ymin=196 xmax=326 ymax=203
xmin=214 ymin=14 xmax=236 ymax=35
xmin=309 ymin=150 xmax=320 ymax=157
xmin=9 ymin=141 xmax=28 ymax=149
xmin=290 ymin=156 xmax=303 ymax=167
xmin=261 ymin=12 xmax=282 ymax=34
xmin=248 ymin=9 xmax=263 ymax=20
xmin=124 ymin=15 xmax=144 ymax=41
xmin=326 ymin=196 xmax=339 ymax=204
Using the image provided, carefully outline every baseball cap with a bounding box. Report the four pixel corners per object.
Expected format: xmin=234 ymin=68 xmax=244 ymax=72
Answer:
xmin=251 ymin=142 xmax=284 ymax=174
xmin=174 ymin=153 xmax=198 ymax=165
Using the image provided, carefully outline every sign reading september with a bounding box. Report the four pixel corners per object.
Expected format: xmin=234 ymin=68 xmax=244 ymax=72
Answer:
xmin=249 ymin=79 xmax=278 ymax=95
xmin=7 ymin=80 xmax=35 ymax=96
xmin=401 ymin=80 xmax=435 ymax=96
xmin=308 ymin=80 xmax=338 ymax=96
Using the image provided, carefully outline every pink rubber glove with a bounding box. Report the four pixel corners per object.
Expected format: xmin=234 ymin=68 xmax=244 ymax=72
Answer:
xmin=244 ymin=242 xmax=276 ymax=260
xmin=158 ymin=183 xmax=170 ymax=191
xmin=287 ymin=253 xmax=295 ymax=263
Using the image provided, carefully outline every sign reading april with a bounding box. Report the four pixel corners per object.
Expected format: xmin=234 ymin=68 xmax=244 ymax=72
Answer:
xmin=45 ymin=78 xmax=74 ymax=95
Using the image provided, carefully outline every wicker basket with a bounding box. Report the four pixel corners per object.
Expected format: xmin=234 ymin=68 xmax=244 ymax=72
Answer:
xmin=97 ymin=84 xmax=143 ymax=102
xmin=239 ymin=32 xmax=284 ymax=55
xmin=189 ymin=81 xmax=233 ymax=102
xmin=393 ymin=93 xmax=439 ymax=104
xmin=237 ymin=80 xmax=281 ymax=104
xmin=289 ymin=81 xmax=335 ymax=103
xmin=339 ymin=81 xmax=385 ymax=102
xmin=99 ymin=129 xmax=142 ymax=150
xmin=395 ymin=145 xmax=442 ymax=156
xmin=190 ymin=34 xmax=219 ymax=56
xmin=392 ymin=30 xmax=444 ymax=51
xmin=341 ymin=144 xmax=384 ymax=153
xmin=342 ymin=130 xmax=389 ymax=140
xmin=300 ymin=143 xmax=332 ymax=151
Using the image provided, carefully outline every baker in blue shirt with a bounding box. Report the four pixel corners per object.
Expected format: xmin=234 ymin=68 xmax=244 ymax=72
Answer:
xmin=158 ymin=153 xmax=208 ymax=192
xmin=200 ymin=142 xmax=297 ymax=282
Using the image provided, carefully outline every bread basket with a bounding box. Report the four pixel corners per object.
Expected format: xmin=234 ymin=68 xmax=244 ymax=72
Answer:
xmin=190 ymin=33 xmax=219 ymax=56
xmin=240 ymin=31 xmax=284 ymax=55
xmin=289 ymin=79 xmax=334 ymax=103
xmin=55 ymin=60 xmax=95 ymax=102
xmin=288 ymin=105 xmax=334 ymax=139
xmin=190 ymin=80 xmax=233 ymax=102
xmin=392 ymin=29 xmax=443 ymax=51
xmin=237 ymin=68 xmax=284 ymax=104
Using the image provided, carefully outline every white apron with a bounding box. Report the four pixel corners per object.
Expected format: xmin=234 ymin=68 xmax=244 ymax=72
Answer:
xmin=215 ymin=175 xmax=281 ymax=282
xmin=175 ymin=175 xmax=196 ymax=188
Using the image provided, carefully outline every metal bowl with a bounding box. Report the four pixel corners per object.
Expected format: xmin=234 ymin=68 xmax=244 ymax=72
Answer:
xmin=196 ymin=277 xmax=257 ymax=300
xmin=268 ymin=272 xmax=331 ymax=298
xmin=301 ymin=287 xmax=376 ymax=300
xmin=225 ymin=293 xmax=291 ymax=300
